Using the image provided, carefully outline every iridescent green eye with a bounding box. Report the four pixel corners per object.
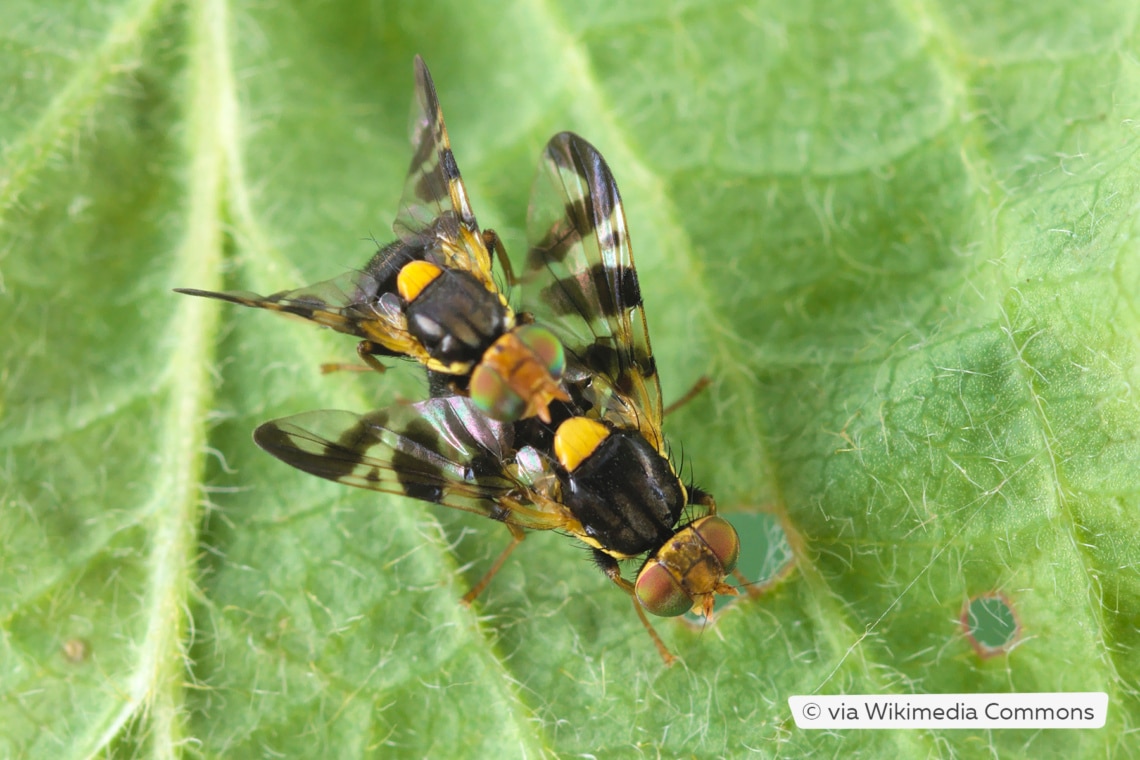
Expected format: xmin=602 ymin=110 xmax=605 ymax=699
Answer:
xmin=516 ymin=325 xmax=565 ymax=378
xmin=635 ymin=561 xmax=691 ymax=617
xmin=692 ymin=516 xmax=740 ymax=574
xmin=469 ymin=364 xmax=526 ymax=422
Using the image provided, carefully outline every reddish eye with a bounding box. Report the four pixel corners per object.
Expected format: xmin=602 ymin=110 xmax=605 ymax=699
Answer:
xmin=693 ymin=516 xmax=740 ymax=574
xmin=635 ymin=562 xmax=691 ymax=617
xmin=516 ymin=325 xmax=565 ymax=379
xmin=469 ymin=365 xmax=525 ymax=421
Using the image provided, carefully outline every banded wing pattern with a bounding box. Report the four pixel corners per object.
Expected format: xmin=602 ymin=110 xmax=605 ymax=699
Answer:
xmin=177 ymin=57 xmax=568 ymax=422
xmin=175 ymin=56 xmax=496 ymax=365
xmin=523 ymin=132 xmax=663 ymax=448
xmin=174 ymin=238 xmax=420 ymax=353
xmin=253 ymin=397 xmax=579 ymax=533
xmin=395 ymin=58 xmax=493 ymax=285
xmin=520 ymin=133 xmax=741 ymax=633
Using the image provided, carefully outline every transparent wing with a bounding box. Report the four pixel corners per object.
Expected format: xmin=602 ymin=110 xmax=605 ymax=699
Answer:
xmin=173 ymin=239 xmax=424 ymax=358
xmin=253 ymin=397 xmax=577 ymax=532
xmin=175 ymin=276 xmax=370 ymax=336
xmin=522 ymin=132 xmax=663 ymax=447
xmin=393 ymin=56 xmax=496 ymax=287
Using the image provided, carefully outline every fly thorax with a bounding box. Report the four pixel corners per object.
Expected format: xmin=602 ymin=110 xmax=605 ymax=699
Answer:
xmin=553 ymin=418 xmax=684 ymax=557
xmin=398 ymin=263 xmax=509 ymax=365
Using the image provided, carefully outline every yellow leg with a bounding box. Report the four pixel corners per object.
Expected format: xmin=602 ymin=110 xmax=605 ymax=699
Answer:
xmin=596 ymin=551 xmax=676 ymax=666
xmin=461 ymin=524 xmax=526 ymax=606
xmin=732 ymin=567 xmax=764 ymax=600
xmin=663 ymin=376 xmax=711 ymax=417
xmin=484 ymin=229 xmax=517 ymax=285
xmin=319 ymin=340 xmax=389 ymax=375
xmin=630 ymin=596 xmax=677 ymax=667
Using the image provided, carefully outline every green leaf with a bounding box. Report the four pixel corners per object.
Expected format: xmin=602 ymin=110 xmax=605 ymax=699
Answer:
xmin=2 ymin=0 xmax=1138 ymax=757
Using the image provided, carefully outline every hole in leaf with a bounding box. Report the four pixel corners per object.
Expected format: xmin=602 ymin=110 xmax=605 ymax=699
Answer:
xmin=682 ymin=511 xmax=794 ymax=625
xmin=962 ymin=593 xmax=1019 ymax=657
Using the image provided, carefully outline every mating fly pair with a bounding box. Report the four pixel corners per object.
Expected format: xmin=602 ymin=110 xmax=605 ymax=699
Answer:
xmin=180 ymin=57 xmax=742 ymax=663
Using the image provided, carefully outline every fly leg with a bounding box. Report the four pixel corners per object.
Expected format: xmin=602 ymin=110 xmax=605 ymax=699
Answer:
xmin=483 ymin=229 xmax=517 ymax=285
xmin=594 ymin=551 xmax=676 ymax=666
xmin=319 ymin=340 xmax=390 ymax=374
xmin=662 ymin=376 xmax=711 ymax=417
xmin=461 ymin=523 xmax=526 ymax=606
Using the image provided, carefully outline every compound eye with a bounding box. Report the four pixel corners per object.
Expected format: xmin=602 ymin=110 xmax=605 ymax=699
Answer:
xmin=469 ymin=364 xmax=526 ymax=421
xmin=635 ymin=561 xmax=692 ymax=617
xmin=516 ymin=325 xmax=565 ymax=379
xmin=692 ymin=516 xmax=740 ymax=574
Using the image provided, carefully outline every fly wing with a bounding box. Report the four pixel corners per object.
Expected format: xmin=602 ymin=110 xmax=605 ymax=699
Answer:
xmin=522 ymin=132 xmax=663 ymax=448
xmin=393 ymin=56 xmax=497 ymax=289
xmin=253 ymin=397 xmax=578 ymax=531
xmin=175 ymin=240 xmax=427 ymax=358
